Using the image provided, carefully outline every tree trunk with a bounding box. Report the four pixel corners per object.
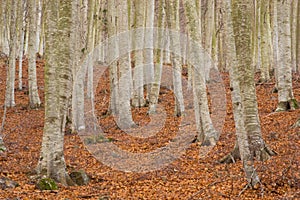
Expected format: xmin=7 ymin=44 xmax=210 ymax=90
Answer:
xmin=183 ymin=0 xmax=218 ymax=145
xmin=37 ymin=0 xmax=74 ymax=186
xmin=28 ymin=0 xmax=41 ymax=109
xmin=276 ymin=0 xmax=298 ymax=111
xmin=18 ymin=0 xmax=25 ymax=91
xmin=165 ymin=0 xmax=185 ymax=117
xmin=148 ymin=0 xmax=164 ymax=114
xmin=259 ymin=0 xmax=272 ymax=82
xmin=117 ymin=0 xmax=135 ymax=128
xmin=232 ymin=0 xmax=276 ymax=187
xmin=131 ymin=0 xmax=146 ymax=107
xmin=5 ymin=0 xmax=17 ymax=107
xmin=291 ymin=0 xmax=298 ymax=72
xmin=202 ymin=0 xmax=215 ymax=81
xmin=144 ymin=0 xmax=155 ymax=101
xmin=107 ymin=0 xmax=119 ymax=115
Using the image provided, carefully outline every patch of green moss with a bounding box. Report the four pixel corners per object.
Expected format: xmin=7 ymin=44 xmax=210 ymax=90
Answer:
xmin=289 ymin=99 xmax=299 ymax=109
xmin=36 ymin=178 xmax=58 ymax=190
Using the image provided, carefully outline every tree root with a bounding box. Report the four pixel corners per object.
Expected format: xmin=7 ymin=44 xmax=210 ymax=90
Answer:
xmin=219 ymin=144 xmax=240 ymax=164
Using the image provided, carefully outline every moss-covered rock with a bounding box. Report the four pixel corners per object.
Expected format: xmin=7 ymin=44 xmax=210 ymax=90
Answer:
xmin=69 ymin=170 xmax=89 ymax=186
xmin=36 ymin=178 xmax=58 ymax=190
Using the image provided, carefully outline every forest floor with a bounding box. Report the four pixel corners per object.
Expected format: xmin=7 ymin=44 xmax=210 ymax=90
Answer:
xmin=0 ymin=58 xmax=299 ymax=199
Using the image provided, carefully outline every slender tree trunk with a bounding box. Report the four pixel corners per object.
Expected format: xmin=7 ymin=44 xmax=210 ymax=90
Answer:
xmin=107 ymin=0 xmax=119 ymax=115
xmin=132 ymin=0 xmax=146 ymax=107
xmin=270 ymin=0 xmax=279 ymax=87
xmin=165 ymin=0 xmax=185 ymax=116
xmin=86 ymin=0 xmax=95 ymax=99
xmin=117 ymin=0 xmax=135 ymax=128
xmin=28 ymin=0 xmax=41 ymax=108
xmin=0 ymin=1 xmax=10 ymax=55
xmin=291 ymin=0 xmax=298 ymax=72
xmin=144 ymin=0 xmax=155 ymax=101
xmin=259 ymin=0 xmax=271 ymax=82
xmin=148 ymin=0 xmax=164 ymax=114
xmin=5 ymin=0 xmax=17 ymax=107
xmin=183 ymin=0 xmax=218 ymax=145
xmin=276 ymin=0 xmax=298 ymax=111
xmin=219 ymin=0 xmax=243 ymax=164
xmin=202 ymin=0 xmax=215 ymax=81
xmin=18 ymin=0 xmax=26 ymax=91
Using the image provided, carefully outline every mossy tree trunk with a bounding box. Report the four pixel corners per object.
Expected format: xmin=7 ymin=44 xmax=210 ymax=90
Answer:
xmin=37 ymin=0 xmax=74 ymax=186
xmin=232 ymin=0 xmax=276 ymax=187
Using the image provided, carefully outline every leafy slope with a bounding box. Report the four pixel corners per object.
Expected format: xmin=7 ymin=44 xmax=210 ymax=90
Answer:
xmin=0 ymin=59 xmax=299 ymax=199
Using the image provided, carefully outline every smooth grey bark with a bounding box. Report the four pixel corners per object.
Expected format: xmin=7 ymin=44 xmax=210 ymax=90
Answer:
xmin=28 ymin=0 xmax=41 ymax=109
xmin=291 ymin=0 xmax=298 ymax=72
xmin=148 ymin=0 xmax=164 ymax=114
xmin=276 ymin=0 xmax=298 ymax=111
xmin=259 ymin=0 xmax=272 ymax=82
xmin=183 ymin=0 xmax=218 ymax=145
xmin=107 ymin=0 xmax=119 ymax=115
xmin=270 ymin=0 xmax=279 ymax=86
xmin=144 ymin=0 xmax=155 ymax=101
xmin=71 ymin=0 xmax=85 ymax=131
xmin=131 ymin=0 xmax=146 ymax=107
xmin=86 ymin=0 xmax=95 ymax=99
xmin=5 ymin=0 xmax=17 ymax=107
xmin=166 ymin=0 xmax=185 ymax=117
xmin=18 ymin=0 xmax=26 ymax=90
xmin=117 ymin=0 xmax=135 ymax=128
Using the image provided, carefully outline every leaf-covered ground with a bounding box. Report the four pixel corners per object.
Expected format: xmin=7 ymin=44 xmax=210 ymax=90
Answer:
xmin=0 ymin=59 xmax=299 ymax=199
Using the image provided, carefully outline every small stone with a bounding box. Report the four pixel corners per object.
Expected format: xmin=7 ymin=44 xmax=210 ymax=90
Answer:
xmin=0 ymin=176 xmax=19 ymax=189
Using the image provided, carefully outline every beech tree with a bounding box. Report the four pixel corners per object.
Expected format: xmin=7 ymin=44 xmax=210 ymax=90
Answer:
xmin=131 ymin=0 xmax=146 ymax=107
xmin=276 ymin=0 xmax=298 ymax=111
xmin=231 ymin=0 xmax=275 ymax=186
xmin=165 ymin=0 xmax=185 ymax=117
xmin=148 ymin=0 xmax=165 ymax=114
xmin=259 ymin=0 xmax=272 ymax=82
xmin=116 ymin=0 xmax=135 ymax=128
xmin=28 ymin=0 xmax=41 ymax=108
xmin=37 ymin=0 xmax=73 ymax=185
xmin=183 ymin=0 xmax=218 ymax=145
xmin=107 ymin=0 xmax=119 ymax=115
xmin=5 ymin=0 xmax=18 ymax=108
